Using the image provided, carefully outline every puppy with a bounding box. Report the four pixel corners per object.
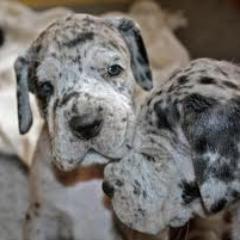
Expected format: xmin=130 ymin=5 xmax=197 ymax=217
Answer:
xmin=14 ymin=14 xmax=171 ymax=240
xmin=104 ymin=58 xmax=240 ymax=239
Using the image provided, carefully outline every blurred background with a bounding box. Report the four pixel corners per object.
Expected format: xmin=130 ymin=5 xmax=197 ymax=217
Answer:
xmin=19 ymin=0 xmax=240 ymax=60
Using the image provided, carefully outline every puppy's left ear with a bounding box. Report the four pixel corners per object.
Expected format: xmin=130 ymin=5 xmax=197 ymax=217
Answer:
xmin=106 ymin=17 xmax=153 ymax=91
xmin=183 ymin=94 xmax=240 ymax=214
xmin=15 ymin=55 xmax=33 ymax=134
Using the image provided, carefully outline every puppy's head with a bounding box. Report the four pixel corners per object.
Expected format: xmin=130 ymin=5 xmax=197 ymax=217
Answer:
xmin=104 ymin=58 xmax=240 ymax=234
xmin=15 ymin=14 xmax=153 ymax=170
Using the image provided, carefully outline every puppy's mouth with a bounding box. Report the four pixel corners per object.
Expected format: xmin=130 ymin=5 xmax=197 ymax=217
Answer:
xmin=80 ymin=148 xmax=121 ymax=167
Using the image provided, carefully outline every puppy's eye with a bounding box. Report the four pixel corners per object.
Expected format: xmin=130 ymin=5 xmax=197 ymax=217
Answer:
xmin=38 ymin=82 xmax=54 ymax=97
xmin=107 ymin=64 xmax=123 ymax=77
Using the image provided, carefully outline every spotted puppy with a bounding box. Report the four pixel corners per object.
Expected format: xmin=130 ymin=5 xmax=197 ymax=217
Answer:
xmin=104 ymin=58 xmax=240 ymax=239
xmin=15 ymin=14 xmax=156 ymax=239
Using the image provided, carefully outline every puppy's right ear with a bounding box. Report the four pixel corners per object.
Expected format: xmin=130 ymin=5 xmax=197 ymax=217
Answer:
xmin=183 ymin=94 xmax=240 ymax=214
xmin=106 ymin=17 xmax=153 ymax=91
xmin=15 ymin=56 xmax=33 ymax=134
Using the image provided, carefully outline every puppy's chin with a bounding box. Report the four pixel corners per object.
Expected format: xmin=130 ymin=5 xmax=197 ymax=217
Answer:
xmin=111 ymin=193 xmax=166 ymax=235
xmin=80 ymin=149 xmax=110 ymax=167
xmin=52 ymin=155 xmax=82 ymax=172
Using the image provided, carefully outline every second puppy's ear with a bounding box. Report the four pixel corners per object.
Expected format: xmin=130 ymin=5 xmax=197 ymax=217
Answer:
xmin=183 ymin=94 xmax=240 ymax=213
xmin=107 ymin=16 xmax=153 ymax=91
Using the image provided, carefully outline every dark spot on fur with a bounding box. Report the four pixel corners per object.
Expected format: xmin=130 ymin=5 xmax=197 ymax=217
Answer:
xmin=143 ymin=190 xmax=147 ymax=199
xmin=60 ymin=92 xmax=80 ymax=107
xmin=199 ymin=77 xmax=216 ymax=85
xmin=72 ymin=55 xmax=81 ymax=64
xmin=183 ymin=94 xmax=216 ymax=114
xmin=180 ymin=181 xmax=200 ymax=204
xmin=210 ymin=198 xmax=227 ymax=213
xmin=214 ymin=164 xmax=234 ymax=182
xmin=133 ymin=180 xmax=141 ymax=196
xmin=216 ymin=67 xmax=229 ymax=77
xmin=168 ymin=84 xmax=175 ymax=93
xmin=36 ymin=81 xmax=54 ymax=115
xmin=53 ymin=99 xmax=59 ymax=113
xmin=137 ymin=208 xmax=145 ymax=216
xmin=149 ymin=138 xmax=155 ymax=144
xmin=171 ymin=103 xmax=180 ymax=122
xmin=231 ymin=190 xmax=240 ymax=199
xmin=194 ymin=137 xmax=208 ymax=153
xmin=134 ymin=180 xmax=141 ymax=187
xmin=118 ymin=18 xmax=135 ymax=32
xmin=62 ymin=32 xmax=94 ymax=48
xmin=194 ymin=157 xmax=208 ymax=184
xmin=153 ymin=102 xmax=172 ymax=130
xmin=0 ymin=27 xmax=5 ymax=47
xmin=65 ymin=16 xmax=72 ymax=21
xmin=27 ymin=60 xmax=40 ymax=93
xmin=155 ymin=90 xmax=162 ymax=95
xmin=126 ymin=144 xmax=132 ymax=150
xmin=98 ymin=106 xmax=103 ymax=112
xmin=108 ymin=41 xmax=122 ymax=52
xmin=115 ymin=179 xmax=124 ymax=187
xmin=169 ymin=69 xmax=181 ymax=81
xmin=148 ymin=119 xmax=153 ymax=126
xmin=34 ymin=44 xmax=42 ymax=55
xmin=199 ymin=69 xmax=207 ymax=74
xmin=146 ymin=97 xmax=153 ymax=106
xmin=25 ymin=213 xmax=31 ymax=221
xmin=222 ymin=81 xmax=238 ymax=89
xmin=142 ymin=153 xmax=155 ymax=162
xmin=178 ymin=75 xmax=189 ymax=84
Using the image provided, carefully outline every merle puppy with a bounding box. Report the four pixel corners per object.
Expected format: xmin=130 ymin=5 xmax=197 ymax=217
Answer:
xmin=104 ymin=58 xmax=240 ymax=239
xmin=15 ymin=14 xmax=159 ymax=240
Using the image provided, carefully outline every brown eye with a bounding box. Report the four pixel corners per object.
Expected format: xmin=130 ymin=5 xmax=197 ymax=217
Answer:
xmin=107 ymin=64 xmax=123 ymax=77
xmin=38 ymin=81 xmax=54 ymax=98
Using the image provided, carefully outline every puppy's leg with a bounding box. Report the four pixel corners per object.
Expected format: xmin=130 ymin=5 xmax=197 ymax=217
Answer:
xmin=23 ymin=125 xmax=74 ymax=240
xmin=23 ymin=206 xmax=44 ymax=240
xmin=24 ymin=204 xmax=74 ymax=240
xmin=0 ymin=153 xmax=29 ymax=240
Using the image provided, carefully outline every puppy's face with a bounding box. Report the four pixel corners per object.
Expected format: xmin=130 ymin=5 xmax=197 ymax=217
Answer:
xmin=104 ymin=59 xmax=240 ymax=234
xmin=15 ymin=14 xmax=153 ymax=170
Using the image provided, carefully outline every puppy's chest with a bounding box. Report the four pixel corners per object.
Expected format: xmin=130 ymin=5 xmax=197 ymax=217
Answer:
xmin=38 ymin=166 xmax=114 ymax=239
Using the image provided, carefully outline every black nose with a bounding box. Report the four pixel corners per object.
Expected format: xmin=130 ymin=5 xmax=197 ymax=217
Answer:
xmin=102 ymin=181 xmax=115 ymax=198
xmin=69 ymin=116 xmax=103 ymax=140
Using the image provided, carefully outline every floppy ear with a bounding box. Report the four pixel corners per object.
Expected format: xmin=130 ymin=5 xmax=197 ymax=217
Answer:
xmin=15 ymin=56 xmax=33 ymax=134
xmin=183 ymin=94 xmax=240 ymax=214
xmin=107 ymin=17 xmax=153 ymax=91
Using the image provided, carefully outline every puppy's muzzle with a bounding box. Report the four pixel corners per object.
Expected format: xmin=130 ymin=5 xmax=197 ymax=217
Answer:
xmin=69 ymin=114 xmax=103 ymax=140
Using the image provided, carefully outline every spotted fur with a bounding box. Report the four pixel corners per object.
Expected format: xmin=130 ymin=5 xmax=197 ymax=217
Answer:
xmin=104 ymin=58 xmax=240 ymax=239
xmin=15 ymin=14 xmax=153 ymax=171
xmin=15 ymin=14 xmax=155 ymax=240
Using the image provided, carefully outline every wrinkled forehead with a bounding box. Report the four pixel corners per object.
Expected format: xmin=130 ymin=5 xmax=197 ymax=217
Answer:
xmin=34 ymin=14 xmax=129 ymax=60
